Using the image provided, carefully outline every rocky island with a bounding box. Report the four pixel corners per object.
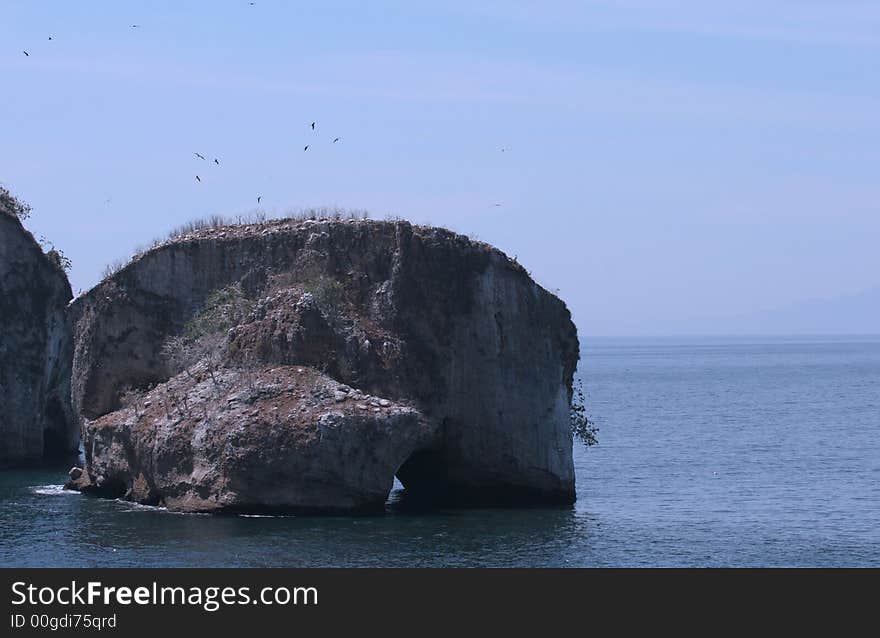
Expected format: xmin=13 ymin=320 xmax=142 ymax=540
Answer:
xmin=1 ymin=188 xmax=581 ymax=513
xmin=66 ymin=218 xmax=580 ymax=513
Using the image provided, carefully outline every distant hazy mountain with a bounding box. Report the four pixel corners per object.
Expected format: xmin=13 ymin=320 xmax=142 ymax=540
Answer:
xmin=730 ymin=286 xmax=880 ymax=335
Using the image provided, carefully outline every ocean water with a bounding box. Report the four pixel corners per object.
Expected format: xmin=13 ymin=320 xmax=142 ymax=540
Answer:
xmin=2 ymin=335 xmax=878 ymax=567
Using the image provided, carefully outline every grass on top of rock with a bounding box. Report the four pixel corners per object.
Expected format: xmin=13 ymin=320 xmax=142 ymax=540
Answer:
xmin=100 ymin=207 xmax=374 ymax=282
xmin=101 ymin=257 xmax=128 ymax=279
xmin=160 ymin=207 xmax=371 ymax=244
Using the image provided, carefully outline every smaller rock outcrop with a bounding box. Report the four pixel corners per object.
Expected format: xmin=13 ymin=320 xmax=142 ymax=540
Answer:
xmin=0 ymin=191 xmax=76 ymax=467
xmin=68 ymin=363 xmax=437 ymax=513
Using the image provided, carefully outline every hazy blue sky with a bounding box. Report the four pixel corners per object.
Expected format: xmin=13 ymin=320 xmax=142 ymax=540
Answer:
xmin=2 ymin=1 xmax=878 ymax=335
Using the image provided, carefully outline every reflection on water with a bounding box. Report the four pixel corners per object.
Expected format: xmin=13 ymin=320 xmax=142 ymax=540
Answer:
xmin=2 ymin=336 xmax=879 ymax=567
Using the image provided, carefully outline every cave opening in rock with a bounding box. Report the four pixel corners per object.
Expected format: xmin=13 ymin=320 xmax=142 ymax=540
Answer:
xmin=41 ymin=397 xmax=69 ymax=461
xmin=42 ymin=428 xmax=67 ymax=461
xmin=394 ymin=448 xmax=449 ymax=509
xmin=92 ymin=477 xmax=128 ymax=500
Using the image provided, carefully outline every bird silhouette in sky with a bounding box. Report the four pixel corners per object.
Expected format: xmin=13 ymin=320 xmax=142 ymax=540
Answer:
xmin=195 ymin=175 xmax=201 ymax=182
xmin=310 ymin=122 xmax=316 ymax=130
xmin=131 ymin=24 xmax=140 ymax=28
xmin=303 ymin=145 xmax=309 ymax=151
xmin=48 ymin=36 xmax=53 ymax=41
xmin=333 ymin=138 xmax=340 ymax=143
xmin=194 ymin=152 xmax=206 ymax=160
xmin=257 ymin=196 xmax=262 ymax=204
xmin=22 ymin=50 xmax=29 ymax=56
xmin=214 ymin=158 xmax=220 ymax=165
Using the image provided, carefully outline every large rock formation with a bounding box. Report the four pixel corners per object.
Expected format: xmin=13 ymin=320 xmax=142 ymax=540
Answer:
xmin=68 ymin=219 xmax=579 ymax=513
xmin=0 ymin=204 xmax=75 ymax=467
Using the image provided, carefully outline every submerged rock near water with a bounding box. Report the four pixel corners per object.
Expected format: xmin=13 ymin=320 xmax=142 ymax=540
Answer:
xmin=0 ymin=204 xmax=75 ymax=467
xmin=67 ymin=219 xmax=579 ymax=513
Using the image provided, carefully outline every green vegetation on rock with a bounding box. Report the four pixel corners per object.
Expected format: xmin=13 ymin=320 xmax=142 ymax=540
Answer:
xmin=571 ymin=378 xmax=598 ymax=447
xmin=184 ymin=283 xmax=254 ymax=341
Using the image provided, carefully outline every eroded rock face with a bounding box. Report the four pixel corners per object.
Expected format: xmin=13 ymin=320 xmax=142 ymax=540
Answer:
xmin=70 ymin=364 xmax=437 ymax=513
xmin=0 ymin=211 xmax=75 ymax=467
xmin=69 ymin=219 xmax=579 ymax=512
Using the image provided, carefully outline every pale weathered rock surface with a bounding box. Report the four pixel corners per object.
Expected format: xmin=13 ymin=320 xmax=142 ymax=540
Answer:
xmin=70 ymin=364 xmax=437 ymax=513
xmin=0 ymin=208 xmax=75 ymax=467
xmin=68 ymin=219 xmax=579 ymax=512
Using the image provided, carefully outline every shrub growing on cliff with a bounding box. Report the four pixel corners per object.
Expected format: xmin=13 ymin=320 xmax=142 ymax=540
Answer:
xmin=46 ymin=249 xmax=72 ymax=272
xmin=160 ymin=335 xmax=199 ymax=377
xmin=185 ymin=283 xmax=254 ymax=341
xmin=2 ymin=187 xmax=73 ymax=271
xmin=160 ymin=283 xmax=255 ymax=379
xmin=571 ymin=378 xmax=598 ymax=446
xmin=303 ymin=276 xmax=346 ymax=317
xmin=0 ymin=184 xmax=32 ymax=221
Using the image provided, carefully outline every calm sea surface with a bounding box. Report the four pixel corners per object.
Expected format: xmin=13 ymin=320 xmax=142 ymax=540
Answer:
xmin=2 ymin=336 xmax=878 ymax=567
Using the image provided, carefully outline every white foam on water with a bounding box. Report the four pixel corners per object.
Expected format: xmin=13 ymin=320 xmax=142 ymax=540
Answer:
xmin=115 ymin=501 xmax=213 ymax=516
xmin=116 ymin=500 xmax=168 ymax=513
xmin=30 ymin=484 xmax=79 ymax=496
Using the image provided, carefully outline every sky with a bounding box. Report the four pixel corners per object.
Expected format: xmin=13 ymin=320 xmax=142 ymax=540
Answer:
xmin=1 ymin=1 xmax=878 ymax=335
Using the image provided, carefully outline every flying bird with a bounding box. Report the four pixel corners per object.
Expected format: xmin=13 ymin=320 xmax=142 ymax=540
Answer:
xmin=195 ymin=175 xmax=201 ymax=182
xmin=194 ymin=152 xmax=206 ymax=160
xmin=310 ymin=122 xmax=315 ymax=130
xmin=257 ymin=196 xmax=262 ymax=204
xmin=22 ymin=50 xmax=29 ymax=56
xmin=333 ymin=137 xmax=339 ymax=143
xmin=48 ymin=36 xmax=53 ymax=41
xmin=214 ymin=158 xmax=220 ymax=165
xmin=131 ymin=24 xmax=140 ymax=28
xmin=303 ymin=145 xmax=309 ymax=151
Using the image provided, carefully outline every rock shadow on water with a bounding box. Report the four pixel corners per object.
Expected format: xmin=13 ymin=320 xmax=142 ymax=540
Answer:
xmin=385 ymin=483 xmax=578 ymax=516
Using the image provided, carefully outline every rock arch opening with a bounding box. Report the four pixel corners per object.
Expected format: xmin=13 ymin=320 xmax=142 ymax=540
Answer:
xmin=394 ymin=448 xmax=449 ymax=507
